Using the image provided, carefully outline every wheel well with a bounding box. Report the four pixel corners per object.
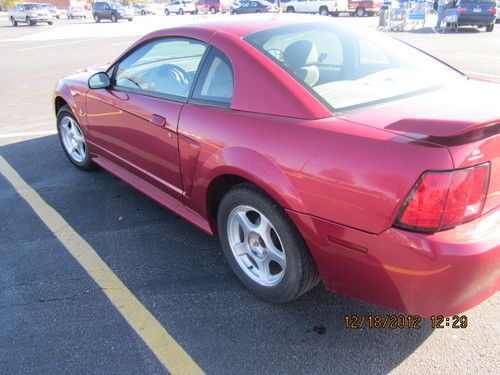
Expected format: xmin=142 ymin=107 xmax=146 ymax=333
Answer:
xmin=55 ymin=96 xmax=68 ymax=115
xmin=207 ymin=174 xmax=250 ymax=224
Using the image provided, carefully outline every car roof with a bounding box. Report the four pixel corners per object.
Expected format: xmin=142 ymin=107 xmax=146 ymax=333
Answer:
xmin=158 ymin=14 xmax=324 ymax=39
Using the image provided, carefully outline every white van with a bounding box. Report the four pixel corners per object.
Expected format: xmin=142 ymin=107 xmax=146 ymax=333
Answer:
xmin=282 ymin=0 xmax=348 ymax=15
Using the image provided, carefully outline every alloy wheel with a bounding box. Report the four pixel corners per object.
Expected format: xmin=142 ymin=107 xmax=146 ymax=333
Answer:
xmin=60 ymin=116 xmax=87 ymax=163
xmin=227 ymin=205 xmax=286 ymax=287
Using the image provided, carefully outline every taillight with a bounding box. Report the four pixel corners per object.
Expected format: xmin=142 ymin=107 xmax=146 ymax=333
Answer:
xmin=459 ymin=7 xmax=467 ymax=13
xmin=487 ymin=7 xmax=496 ymax=13
xmin=395 ymin=163 xmax=490 ymax=232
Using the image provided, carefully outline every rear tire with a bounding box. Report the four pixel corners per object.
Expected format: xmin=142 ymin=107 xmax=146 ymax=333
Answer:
xmin=57 ymin=105 xmax=96 ymax=171
xmin=93 ymin=14 xmax=100 ymax=22
xmin=178 ymin=8 xmax=184 ymax=15
xmin=165 ymin=8 xmax=170 ymax=15
xmin=485 ymin=23 xmax=494 ymax=32
xmin=10 ymin=17 xmax=18 ymax=26
xmin=217 ymin=183 xmax=320 ymax=303
xmin=319 ymin=6 xmax=328 ymax=16
xmin=286 ymin=6 xmax=295 ymax=12
xmin=356 ymin=6 xmax=366 ymax=17
xmin=111 ymin=13 xmax=117 ymax=22
xmin=209 ymin=6 xmax=216 ymax=14
xmin=26 ymin=16 xmax=35 ymax=26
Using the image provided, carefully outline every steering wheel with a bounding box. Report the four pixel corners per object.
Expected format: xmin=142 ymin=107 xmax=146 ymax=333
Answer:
xmin=267 ymin=48 xmax=284 ymax=62
xmin=149 ymin=64 xmax=191 ymax=96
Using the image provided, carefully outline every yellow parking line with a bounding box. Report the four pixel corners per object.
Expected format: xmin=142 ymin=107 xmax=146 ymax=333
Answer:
xmin=0 ymin=155 xmax=204 ymax=375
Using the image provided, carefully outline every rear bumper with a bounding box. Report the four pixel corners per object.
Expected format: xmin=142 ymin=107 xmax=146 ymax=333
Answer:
xmin=288 ymin=207 xmax=499 ymax=316
xmin=458 ymin=15 xmax=496 ymax=26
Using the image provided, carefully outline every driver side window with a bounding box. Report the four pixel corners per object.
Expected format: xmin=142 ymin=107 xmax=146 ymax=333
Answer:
xmin=114 ymin=38 xmax=207 ymax=100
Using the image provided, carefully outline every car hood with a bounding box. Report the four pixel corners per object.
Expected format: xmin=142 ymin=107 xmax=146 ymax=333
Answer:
xmin=339 ymin=78 xmax=500 ymax=144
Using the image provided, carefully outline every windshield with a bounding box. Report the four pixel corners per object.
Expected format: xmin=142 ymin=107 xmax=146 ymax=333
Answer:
xmin=25 ymin=4 xmax=44 ymax=9
xmin=244 ymin=22 xmax=465 ymax=112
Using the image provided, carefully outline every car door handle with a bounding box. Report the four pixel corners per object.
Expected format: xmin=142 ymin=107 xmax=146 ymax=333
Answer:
xmin=149 ymin=114 xmax=167 ymax=127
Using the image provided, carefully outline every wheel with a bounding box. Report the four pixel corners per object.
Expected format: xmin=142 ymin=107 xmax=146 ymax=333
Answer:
xmin=178 ymin=8 xmax=184 ymax=15
xmin=255 ymin=9 xmax=261 ymax=13
xmin=57 ymin=105 xmax=96 ymax=171
xmin=356 ymin=7 xmax=366 ymax=17
xmin=56 ymin=15 xmax=60 ymax=19
xmin=165 ymin=8 xmax=170 ymax=15
xmin=26 ymin=16 xmax=35 ymax=26
xmin=141 ymin=9 xmax=146 ymax=15
xmin=10 ymin=17 xmax=17 ymax=26
xmin=331 ymin=11 xmax=339 ymax=17
xmin=319 ymin=6 xmax=328 ymax=16
xmin=111 ymin=13 xmax=117 ymax=22
xmin=93 ymin=14 xmax=100 ymax=22
xmin=48 ymin=21 xmax=53 ymax=25
xmin=209 ymin=6 xmax=216 ymax=14
xmin=286 ymin=6 xmax=294 ymax=12
xmin=128 ymin=18 xmax=133 ymax=21
xmin=485 ymin=23 xmax=494 ymax=32
xmin=217 ymin=183 xmax=320 ymax=302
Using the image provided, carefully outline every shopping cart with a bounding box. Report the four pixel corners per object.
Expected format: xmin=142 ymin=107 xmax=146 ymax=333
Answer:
xmin=440 ymin=7 xmax=459 ymax=32
xmin=386 ymin=7 xmax=407 ymax=31
xmin=406 ymin=2 xmax=427 ymax=30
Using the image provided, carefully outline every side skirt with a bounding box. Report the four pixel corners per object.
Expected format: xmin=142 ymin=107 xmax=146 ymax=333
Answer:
xmin=92 ymin=155 xmax=213 ymax=235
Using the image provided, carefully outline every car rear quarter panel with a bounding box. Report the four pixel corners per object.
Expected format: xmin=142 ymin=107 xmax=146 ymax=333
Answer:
xmin=179 ymin=105 xmax=454 ymax=234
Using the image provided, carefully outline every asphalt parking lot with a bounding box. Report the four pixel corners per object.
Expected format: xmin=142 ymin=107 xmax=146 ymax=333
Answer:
xmin=0 ymin=13 xmax=499 ymax=375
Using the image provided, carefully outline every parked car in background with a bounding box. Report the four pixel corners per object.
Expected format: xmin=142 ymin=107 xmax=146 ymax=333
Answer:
xmin=196 ymin=0 xmax=221 ymax=13
xmin=8 ymin=2 xmax=53 ymax=26
xmin=284 ymin=0 xmax=347 ymax=16
xmin=164 ymin=0 xmax=197 ymax=14
xmin=53 ymin=15 xmax=500 ymax=317
xmin=134 ymin=3 xmax=157 ymax=15
xmin=232 ymin=0 xmax=278 ymax=13
xmin=453 ymin=0 xmax=497 ymax=31
xmin=347 ymin=0 xmax=382 ymax=16
xmin=496 ymin=0 xmax=499 ymax=22
xmin=41 ymin=3 xmax=60 ymax=19
xmin=92 ymin=2 xmax=134 ymax=22
xmin=67 ymin=5 xmax=87 ymax=19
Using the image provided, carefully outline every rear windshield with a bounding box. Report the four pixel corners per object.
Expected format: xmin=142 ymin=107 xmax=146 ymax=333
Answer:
xmin=244 ymin=22 xmax=465 ymax=112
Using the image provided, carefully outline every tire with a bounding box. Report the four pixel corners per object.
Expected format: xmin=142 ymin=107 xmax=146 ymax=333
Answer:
xmin=10 ymin=17 xmax=17 ymax=26
xmin=286 ymin=6 xmax=294 ymax=12
xmin=57 ymin=105 xmax=96 ymax=171
xmin=26 ymin=16 xmax=35 ymax=26
xmin=111 ymin=13 xmax=117 ymax=22
xmin=319 ymin=6 xmax=328 ymax=16
xmin=128 ymin=18 xmax=133 ymax=21
xmin=93 ymin=14 xmax=100 ymax=22
xmin=56 ymin=15 xmax=60 ymax=19
xmin=356 ymin=7 xmax=366 ymax=17
xmin=485 ymin=23 xmax=494 ymax=32
xmin=209 ymin=6 xmax=216 ymax=14
xmin=217 ymin=183 xmax=320 ymax=303
xmin=255 ymin=9 xmax=261 ymax=13
xmin=178 ymin=8 xmax=184 ymax=15
xmin=165 ymin=8 xmax=170 ymax=15
xmin=141 ymin=9 xmax=146 ymax=15
xmin=48 ymin=21 xmax=53 ymax=25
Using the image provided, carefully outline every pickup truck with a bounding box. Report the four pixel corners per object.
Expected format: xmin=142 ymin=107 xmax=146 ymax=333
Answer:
xmin=8 ymin=2 xmax=53 ymax=26
xmin=283 ymin=0 xmax=382 ymax=16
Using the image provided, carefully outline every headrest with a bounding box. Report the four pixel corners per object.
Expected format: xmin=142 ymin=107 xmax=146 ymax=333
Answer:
xmin=283 ymin=40 xmax=318 ymax=69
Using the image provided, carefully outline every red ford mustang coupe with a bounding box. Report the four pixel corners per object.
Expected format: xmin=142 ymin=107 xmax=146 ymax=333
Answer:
xmin=53 ymin=15 xmax=499 ymax=316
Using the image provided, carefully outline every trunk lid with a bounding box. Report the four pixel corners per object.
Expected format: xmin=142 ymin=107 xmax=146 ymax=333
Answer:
xmin=339 ymin=78 xmax=500 ymax=214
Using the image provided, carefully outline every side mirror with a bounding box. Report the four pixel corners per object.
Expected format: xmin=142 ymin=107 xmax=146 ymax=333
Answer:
xmin=88 ymin=72 xmax=111 ymax=89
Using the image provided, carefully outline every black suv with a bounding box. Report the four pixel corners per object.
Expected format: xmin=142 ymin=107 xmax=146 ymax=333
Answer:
xmin=92 ymin=2 xmax=134 ymax=22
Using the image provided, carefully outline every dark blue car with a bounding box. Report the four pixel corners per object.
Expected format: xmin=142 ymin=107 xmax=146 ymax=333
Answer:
xmin=454 ymin=0 xmax=497 ymax=31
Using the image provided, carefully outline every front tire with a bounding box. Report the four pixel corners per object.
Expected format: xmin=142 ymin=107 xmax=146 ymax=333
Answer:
xmin=57 ymin=105 xmax=96 ymax=170
xmin=209 ymin=6 xmax=216 ymax=14
xmin=93 ymin=14 xmax=100 ymax=22
xmin=286 ymin=6 xmax=295 ymax=12
xmin=178 ymin=8 xmax=184 ymax=15
xmin=111 ymin=13 xmax=117 ymax=22
xmin=217 ymin=183 xmax=320 ymax=302
xmin=10 ymin=17 xmax=18 ymax=26
xmin=165 ymin=8 xmax=170 ymax=15
xmin=26 ymin=16 xmax=35 ymax=26
xmin=319 ymin=6 xmax=329 ymax=16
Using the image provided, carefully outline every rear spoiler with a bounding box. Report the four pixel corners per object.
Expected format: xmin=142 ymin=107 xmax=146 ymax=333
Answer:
xmin=386 ymin=118 xmax=500 ymax=138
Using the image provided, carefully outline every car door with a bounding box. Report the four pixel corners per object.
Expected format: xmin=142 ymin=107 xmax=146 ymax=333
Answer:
xmin=15 ymin=4 xmax=24 ymax=21
xmin=85 ymin=37 xmax=208 ymax=200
